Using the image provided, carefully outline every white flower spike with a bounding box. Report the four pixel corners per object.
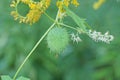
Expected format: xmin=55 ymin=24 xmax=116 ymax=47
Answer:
xmin=70 ymin=33 xmax=82 ymax=43
xmin=88 ymin=30 xmax=114 ymax=44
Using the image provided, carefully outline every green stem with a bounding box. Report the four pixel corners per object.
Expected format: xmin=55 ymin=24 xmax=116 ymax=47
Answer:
xmin=13 ymin=23 xmax=56 ymax=80
xmin=44 ymin=12 xmax=55 ymax=22
xmin=13 ymin=9 xmax=60 ymax=80
xmin=44 ymin=11 xmax=79 ymax=32
xmin=59 ymin=23 xmax=78 ymax=31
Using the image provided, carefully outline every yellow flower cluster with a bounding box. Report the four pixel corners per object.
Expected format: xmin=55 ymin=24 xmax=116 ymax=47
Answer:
xmin=21 ymin=0 xmax=30 ymax=4
xmin=57 ymin=0 xmax=79 ymax=12
xmin=10 ymin=0 xmax=51 ymax=24
xmin=71 ymin=0 xmax=79 ymax=7
xmin=93 ymin=0 xmax=105 ymax=10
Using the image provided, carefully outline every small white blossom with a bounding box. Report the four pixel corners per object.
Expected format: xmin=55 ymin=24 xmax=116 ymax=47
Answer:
xmin=88 ymin=30 xmax=114 ymax=44
xmin=70 ymin=33 xmax=82 ymax=43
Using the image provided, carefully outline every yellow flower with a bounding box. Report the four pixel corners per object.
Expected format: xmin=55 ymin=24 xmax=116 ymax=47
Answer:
xmin=57 ymin=1 xmax=63 ymax=8
xmin=26 ymin=9 xmax=41 ymax=24
xmin=57 ymin=1 xmax=64 ymax=12
xmin=10 ymin=1 xmax=16 ymax=7
xmin=45 ymin=0 xmax=51 ymax=8
xmin=56 ymin=0 xmax=80 ymax=12
xmin=93 ymin=0 xmax=106 ymax=10
xmin=11 ymin=11 xmax=19 ymax=20
xmin=10 ymin=0 xmax=51 ymax=25
xmin=56 ymin=0 xmax=80 ymax=19
xmin=63 ymin=0 xmax=70 ymax=7
xmin=71 ymin=0 xmax=79 ymax=7
xmin=57 ymin=0 xmax=71 ymax=13
xmin=21 ymin=0 xmax=30 ymax=4
xmin=11 ymin=11 xmax=26 ymax=23
xmin=29 ymin=3 xmax=37 ymax=9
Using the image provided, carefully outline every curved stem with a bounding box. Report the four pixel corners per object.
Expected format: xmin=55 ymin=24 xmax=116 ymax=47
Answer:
xmin=13 ymin=23 xmax=56 ymax=80
xmin=13 ymin=9 xmax=60 ymax=80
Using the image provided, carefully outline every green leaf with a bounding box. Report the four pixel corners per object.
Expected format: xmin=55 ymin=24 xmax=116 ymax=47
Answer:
xmin=16 ymin=76 xmax=30 ymax=80
xmin=64 ymin=6 xmax=88 ymax=32
xmin=1 ymin=75 xmax=13 ymax=80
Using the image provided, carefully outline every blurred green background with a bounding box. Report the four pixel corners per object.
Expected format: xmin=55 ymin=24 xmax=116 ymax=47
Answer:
xmin=0 ymin=0 xmax=120 ymax=80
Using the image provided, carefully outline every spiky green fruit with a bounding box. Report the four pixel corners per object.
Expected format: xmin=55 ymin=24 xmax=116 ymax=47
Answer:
xmin=47 ymin=27 xmax=69 ymax=53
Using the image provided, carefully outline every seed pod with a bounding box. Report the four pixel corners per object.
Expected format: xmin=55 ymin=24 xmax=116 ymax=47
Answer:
xmin=47 ymin=27 xmax=69 ymax=53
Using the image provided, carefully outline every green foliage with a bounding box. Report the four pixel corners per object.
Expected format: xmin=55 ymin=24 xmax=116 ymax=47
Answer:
xmin=1 ymin=75 xmax=12 ymax=80
xmin=47 ymin=27 xmax=69 ymax=53
xmin=64 ymin=6 xmax=87 ymax=32
xmin=16 ymin=76 xmax=30 ymax=80
xmin=1 ymin=75 xmax=30 ymax=80
xmin=0 ymin=0 xmax=120 ymax=80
